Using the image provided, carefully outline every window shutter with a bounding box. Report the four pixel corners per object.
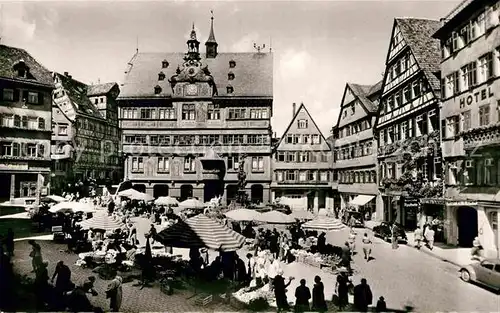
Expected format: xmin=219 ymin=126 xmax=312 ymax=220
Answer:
xmin=13 ymin=89 xmax=20 ymax=102
xmin=38 ymin=92 xmax=44 ymax=105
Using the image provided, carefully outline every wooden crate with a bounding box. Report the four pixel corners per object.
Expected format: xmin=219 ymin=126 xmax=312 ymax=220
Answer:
xmin=194 ymin=294 xmax=213 ymax=306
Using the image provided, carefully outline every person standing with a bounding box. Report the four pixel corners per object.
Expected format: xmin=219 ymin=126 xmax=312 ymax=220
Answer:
xmin=28 ymin=240 xmax=43 ymax=273
xmin=273 ymin=275 xmax=294 ymax=312
xmin=106 ymin=275 xmax=123 ymax=312
xmin=353 ymin=278 xmax=373 ymax=312
xmin=425 ymin=227 xmax=435 ymax=250
xmin=311 ymin=275 xmax=327 ymax=312
xmin=294 ymin=279 xmax=311 ymax=312
xmin=5 ymin=228 xmax=14 ymax=257
xmin=391 ymin=223 xmax=399 ymax=249
xmin=361 ymin=233 xmax=373 ymax=261
xmin=34 ymin=261 xmax=50 ymax=309
xmin=471 ymin=236 xmax=482 ymax=260
xmin=148 ymin=224 xmax=157 ymax=244
xmin=376 ymin=296 xmax=387 ymax=312
xmin=246 ymin=253 xmax=256 ymax=285
xmin=340 ymin=242 xmax=352 ymax=273
xmin=51 ymin=261 xmax=72 ymax=301
xmin=348 ymin=230 xmax=356 ymax=255
xmin=335 ymin=270 xmax=349 ymax=311
xmin=414 ymin=227 xmax=423 ymax=249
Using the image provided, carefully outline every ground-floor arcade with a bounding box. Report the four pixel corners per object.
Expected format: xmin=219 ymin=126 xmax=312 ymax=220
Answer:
xmin=0 ymin=171 xmax=50 ymax=202
xmin=127 ymin=180 xmax=271 ymax=205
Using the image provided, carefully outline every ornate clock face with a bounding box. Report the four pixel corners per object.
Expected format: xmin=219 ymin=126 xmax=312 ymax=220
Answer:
xmin=185 ymin=84 xmax=198 ymax=96
xmin=188 ymin=67 xmax=196 ymax=76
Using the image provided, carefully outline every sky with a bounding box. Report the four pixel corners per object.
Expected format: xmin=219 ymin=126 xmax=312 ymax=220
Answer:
xmin=0 ymin=0 xmax=461 ymax=137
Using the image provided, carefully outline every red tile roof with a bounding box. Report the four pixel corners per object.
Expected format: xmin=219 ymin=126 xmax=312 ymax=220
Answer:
xmin=118 ymin=52 xmax=273 ymax=99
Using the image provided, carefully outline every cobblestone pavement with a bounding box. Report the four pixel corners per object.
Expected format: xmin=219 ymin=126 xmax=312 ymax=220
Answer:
xmin=11 ymin=240 xmax=236 ymax=312
xmin=327 ymin=229 xmax=500 ymax=312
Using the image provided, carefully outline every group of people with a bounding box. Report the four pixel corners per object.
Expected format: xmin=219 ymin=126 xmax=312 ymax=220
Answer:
xmin=26 ymin=239 xmax=124 ymax=312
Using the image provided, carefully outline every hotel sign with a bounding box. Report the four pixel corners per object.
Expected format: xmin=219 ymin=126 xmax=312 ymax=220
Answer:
xmin=459 ymin=87 xmax=494 ymax=109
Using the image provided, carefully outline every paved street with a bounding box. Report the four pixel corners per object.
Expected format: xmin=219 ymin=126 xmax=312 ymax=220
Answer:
xmin=326 ymin=229 xmax=500 ymax=312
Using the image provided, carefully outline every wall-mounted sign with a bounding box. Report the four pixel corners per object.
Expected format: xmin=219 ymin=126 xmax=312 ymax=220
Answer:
xmin=0 ymin=163 xmax=28 ymax=170
xmin=459 ymin=87 xmax=494 ymax=109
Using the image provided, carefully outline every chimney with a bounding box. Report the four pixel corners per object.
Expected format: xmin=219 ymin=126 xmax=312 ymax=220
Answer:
xmin=64 ymin=71 xmax=69 ymax=76
xmin=292 ymin=102 xmax=296 ymax=116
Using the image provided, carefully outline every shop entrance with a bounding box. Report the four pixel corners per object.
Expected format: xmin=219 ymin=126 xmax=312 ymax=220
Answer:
xmin=457 ymin=206 xmax=478 ymax=247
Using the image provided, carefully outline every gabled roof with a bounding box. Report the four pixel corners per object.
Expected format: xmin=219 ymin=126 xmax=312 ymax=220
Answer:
xmin=336 ymin=81 xmax=382 ymax=129
xmin=54 ymin=72 xmax=103 ymax=119
xmin=0 ymin=44 xmax=54 ymax=87
xmin=347 ymin=82 xmax=381 ymax=113
xmin=394 ymin=18 xmax=441 ymax=92
xmin=118 ymin=52 xmax=272 ymax=99
xmin=87 ymin=82 xmax=117 ymax=96
xmin=276 ymin=103 xmax=331 ymax=151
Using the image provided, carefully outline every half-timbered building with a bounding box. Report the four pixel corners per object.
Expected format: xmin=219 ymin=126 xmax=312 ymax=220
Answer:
xmin=332 ymin=82 xmax=381 ymax=220
xmin=271 ymin=103 xmax=333 ymax=211
xmin=375 ymin=18 xmax=443 ymax=229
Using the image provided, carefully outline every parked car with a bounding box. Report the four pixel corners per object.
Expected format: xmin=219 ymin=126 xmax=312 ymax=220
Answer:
xmin=372 ymin=222 xmax=408 ymax=243
xmin=342 ymin=211 xmax=364 ymax=228
xmin=459 ymin=259 xmax=500 ymax=291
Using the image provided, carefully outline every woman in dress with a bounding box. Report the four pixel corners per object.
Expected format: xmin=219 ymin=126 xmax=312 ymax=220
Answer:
xmin=361 ymin=233 xmax=373 ymax=261
xmin=274 ymin=275 xmax=294 ymax=312
xmin=311 ymin=276 xmax=327 ymax=312
xmin=335 ymin=270 xmax=349 ymax=311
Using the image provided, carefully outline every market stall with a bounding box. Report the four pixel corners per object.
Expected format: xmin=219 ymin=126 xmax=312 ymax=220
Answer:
xmin=224 ymin=208 xmax=261 ymax=222
xmin=256 ymin=210 xmax=295 ymax=224
xmin=48 ymin=201 xmax=96 ymax=214
xmin=155 ymin=196 xmax=179 ymax=207
xmin=156 ymin=214 xmax=245 ymax=251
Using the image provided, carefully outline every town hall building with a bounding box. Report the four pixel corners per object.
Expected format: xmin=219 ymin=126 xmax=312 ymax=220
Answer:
xmin=117 ymin=17 xmax=273 ymax=203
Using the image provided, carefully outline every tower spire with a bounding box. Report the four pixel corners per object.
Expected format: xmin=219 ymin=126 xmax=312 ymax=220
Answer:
xmin=205 ymin=10 xmax=218 ymax=58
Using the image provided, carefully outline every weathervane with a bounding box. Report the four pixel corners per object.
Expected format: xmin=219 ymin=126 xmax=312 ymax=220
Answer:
xmin=253 ymin=43 xmax=266 ymax=53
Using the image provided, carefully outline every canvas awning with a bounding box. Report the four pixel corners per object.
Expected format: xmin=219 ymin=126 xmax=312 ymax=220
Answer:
xmin=349 ymin=195 xmax=375 ymax=206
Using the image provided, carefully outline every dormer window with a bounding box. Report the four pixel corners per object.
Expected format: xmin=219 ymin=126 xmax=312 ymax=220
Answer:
xmin=154 ymin=85 xmax=162 ymax=95
xmin=158 ymin=72 xmax=166 ymax=81
xmin=162 ymin=60 xmax=169 ymax=68
xmin=226 ymin=85 xmax=234 ymax=94
xmin=229 ymin=60 xmax=236 ymax=68
xmin=228 ymin=72 xmax=235 ymax=80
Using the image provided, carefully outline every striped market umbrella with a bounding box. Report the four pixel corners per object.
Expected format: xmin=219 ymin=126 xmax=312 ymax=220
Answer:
xmin=256 ymin=210 xmax=295 ymax=224
xmin=301 ymin=217 xmax=346 ymax=232
xmin=224 ymin=208 xmax=261 ymax=222
xmin=79 ymin=213 xmax=125 ymax=231
xmin=156 ymin=214 xmax=245 ymax=251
